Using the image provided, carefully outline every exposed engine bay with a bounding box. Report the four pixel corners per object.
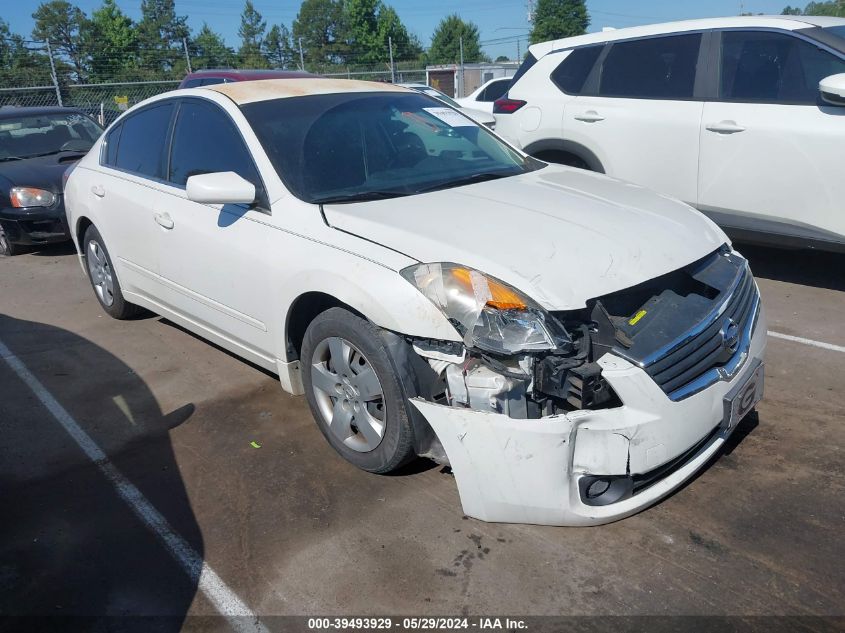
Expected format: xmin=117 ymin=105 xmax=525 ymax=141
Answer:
xmin=408 ymin=245 xmax=751 ymax=422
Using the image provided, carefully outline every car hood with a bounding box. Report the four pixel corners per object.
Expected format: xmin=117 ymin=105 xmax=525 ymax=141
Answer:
xmin=323 ymin=166 xmax=727 ymax=310
xmin=0 ymin=153 xmax=84 ymax=193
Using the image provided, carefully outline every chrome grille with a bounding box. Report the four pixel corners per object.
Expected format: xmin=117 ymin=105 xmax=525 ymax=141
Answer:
xmin=641 ymin=262 xmax=760 ymax=401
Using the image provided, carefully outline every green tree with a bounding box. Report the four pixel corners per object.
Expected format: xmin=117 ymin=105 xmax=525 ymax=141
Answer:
xmin=88 ymin=0 xmax=137 ymax=81
xmin=782 ymin=1 xmax=845 ymax=14
xmin=137 ymin=0 xmax=189 ymax=75
xmin=31 ymin=0 xmax=90 ymax=80
xmin=344 ymin=0 xmax=380 ymax=63
xmin=292 ymin=0 xmax=346 ymax=65
xmin=0 ymin=19 xmax=54 ymax=88
xmin=495 ymin=54 xmax=510 ymax=62
xmin=263 ymin=24 xmax=296 ymax=68
xmin=428 ymin=15 xmax=485 ymax=64
xmin=238 ymin=0 xmax=268 ymax=66
xmin=192 ymin=23 xmax=236 ymax=69
xmin=530 ymin=0 xmax=589 ymax=44
xmin=377 ymin=5 xmax=420 ymax=61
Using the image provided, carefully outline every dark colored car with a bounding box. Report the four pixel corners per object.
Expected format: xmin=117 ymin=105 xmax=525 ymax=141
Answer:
xmin=0 ymin=107 xmax=103 ymax=256
xmin=178 ymin=68 xmax=314 ymax=89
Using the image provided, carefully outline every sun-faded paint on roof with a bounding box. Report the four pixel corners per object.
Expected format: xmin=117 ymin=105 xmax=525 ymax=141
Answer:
xmin=207 ymin=78 xmax=410 ymax=104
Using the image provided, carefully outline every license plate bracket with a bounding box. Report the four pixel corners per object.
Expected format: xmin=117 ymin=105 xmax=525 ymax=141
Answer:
xmin=722 ymin=359 xmax=764 ymax=433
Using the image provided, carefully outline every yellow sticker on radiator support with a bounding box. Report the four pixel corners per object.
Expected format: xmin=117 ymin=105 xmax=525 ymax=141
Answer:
xmin=629 ymin=309 xmax=648 ymax=326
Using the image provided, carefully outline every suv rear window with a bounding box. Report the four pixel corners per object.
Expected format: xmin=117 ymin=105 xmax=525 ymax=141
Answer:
xmin=599 ymin=33 xmax=702 ymax=99
xmin=551 ymin=45 xmax=603 ymax=94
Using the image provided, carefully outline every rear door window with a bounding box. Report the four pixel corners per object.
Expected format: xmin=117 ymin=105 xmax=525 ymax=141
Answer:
xmin=113 ymin=103 xmax=174 ymax=179
xmin=599 ymin=33 xmax=702 ymax=99
xmin=720 ymin=30 xmax=845 ymax=104
xmin=551 ymin=45 xmax=603 ymax=94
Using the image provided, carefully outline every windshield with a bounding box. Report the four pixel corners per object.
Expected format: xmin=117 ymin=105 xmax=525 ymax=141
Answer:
xmin=242 ymin=92 xmax=540 ymax=204
xmin=0 ymin=112 xmax=102 ymax=161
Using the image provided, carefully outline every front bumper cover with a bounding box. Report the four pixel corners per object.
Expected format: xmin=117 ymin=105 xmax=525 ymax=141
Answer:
xmin=411 ymin=305 xmax=768 ymax=526
xmin=0 ymin=200 xmax=70 ymax=245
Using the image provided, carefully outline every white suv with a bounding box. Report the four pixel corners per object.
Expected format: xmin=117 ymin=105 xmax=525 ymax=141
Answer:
xmin=494 ymin=16 xmax=845 ymax=252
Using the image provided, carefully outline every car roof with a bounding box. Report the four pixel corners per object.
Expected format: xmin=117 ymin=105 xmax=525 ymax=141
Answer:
xmin=0 ymin=106 xmax=87 ymax=120
xmin=182 ymin=68 xmax=314 ymax=81
xmin=529 ymin=15 xmax=845 ymax=57
xmin=206 ymin=77 xmax=409 ymax=104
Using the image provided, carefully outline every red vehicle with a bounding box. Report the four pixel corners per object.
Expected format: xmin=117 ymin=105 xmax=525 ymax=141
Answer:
xmin=178 ymin=69 xmax=314 ymax=89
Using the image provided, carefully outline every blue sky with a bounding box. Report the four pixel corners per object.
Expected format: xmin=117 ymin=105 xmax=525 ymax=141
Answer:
xmin=5 ymin=0 xmax=794 ymax=60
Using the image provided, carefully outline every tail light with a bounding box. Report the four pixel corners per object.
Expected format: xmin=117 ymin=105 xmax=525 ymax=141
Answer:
xmin=493 ymin=97 xmax=527 ymax=114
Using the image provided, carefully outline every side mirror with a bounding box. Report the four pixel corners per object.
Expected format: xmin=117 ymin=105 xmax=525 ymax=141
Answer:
xmin=819 ymin=73 xmax=845 ymax=106
xmin=186 ymin=171 xmax=256 ymax=205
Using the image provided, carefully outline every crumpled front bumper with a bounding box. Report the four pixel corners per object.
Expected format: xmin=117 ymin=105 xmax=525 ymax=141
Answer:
xmin=411 ymin=306 xmax=768 ymax=527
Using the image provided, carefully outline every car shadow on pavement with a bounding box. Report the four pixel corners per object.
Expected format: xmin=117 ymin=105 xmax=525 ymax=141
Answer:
xmin=735 ymin=242 xmax=845 ymax=292
xmin=0 ymin=314 xmax=202 ymax=631
xmin=27 ymin=241 xmax=79 ymax=257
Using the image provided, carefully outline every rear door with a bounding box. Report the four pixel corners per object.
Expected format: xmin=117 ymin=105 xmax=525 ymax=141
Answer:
xmin=94 ymin=102 xmax=174 ymax=301
xmin=698 ymin=29 xmax=845 ymax=244
xmin=564 ymin=33 xmax=706 ymax=205
xmin=155 ymin=98 xmax=275 ymax=360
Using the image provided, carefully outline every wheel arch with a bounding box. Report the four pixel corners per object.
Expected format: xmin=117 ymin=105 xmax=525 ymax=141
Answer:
xmin=523 ymin=138 xmax=605 ymax=173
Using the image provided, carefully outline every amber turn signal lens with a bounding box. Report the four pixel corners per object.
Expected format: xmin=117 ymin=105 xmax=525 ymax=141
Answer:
xmin=450 ymin=267 xmax=527 ymax=311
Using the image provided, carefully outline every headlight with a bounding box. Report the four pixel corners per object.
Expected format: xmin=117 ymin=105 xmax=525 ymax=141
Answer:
xmin=10 ymin=187 xmax=57 ymax=208
xmin=401 ymin=262 xmax=569 ymax=354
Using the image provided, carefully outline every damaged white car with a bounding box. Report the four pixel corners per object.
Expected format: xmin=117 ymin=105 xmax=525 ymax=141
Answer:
xmin=64 ymin=78 xmax=766 ymax=526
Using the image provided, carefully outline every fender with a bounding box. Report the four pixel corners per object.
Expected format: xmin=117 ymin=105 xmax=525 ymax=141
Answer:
xmin=275 ymin=265 xmax=461 ymax=394
xmin=522 ymin=138 xmax=606 ymax=174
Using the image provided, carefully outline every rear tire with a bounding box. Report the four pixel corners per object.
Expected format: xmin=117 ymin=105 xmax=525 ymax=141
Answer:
xmin=0 ymin=224 xmax=22 ymax=256
xmin=83 ymin=225 xmax=141 ymax=320
xmin=301 ymin=307 xmax=417 ymax=474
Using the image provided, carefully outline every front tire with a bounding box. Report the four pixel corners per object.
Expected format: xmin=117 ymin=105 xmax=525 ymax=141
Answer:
xmin=301 ymin=307 xmax=417 ymax=474
xmin=83 ymin=225 xmax=141 ymax=319
xmin=0 ymin=223 xmax=22 ymax=256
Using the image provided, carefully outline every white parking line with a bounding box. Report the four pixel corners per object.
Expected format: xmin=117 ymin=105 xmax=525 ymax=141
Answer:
xmin=0 ymin=338 xmax=269 ymax=633
xmin=768 ymin=331 xmax=845 ymax=354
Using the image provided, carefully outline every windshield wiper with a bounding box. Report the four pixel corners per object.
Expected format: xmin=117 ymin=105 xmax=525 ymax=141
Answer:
xmin=414 ymin=170 xmax=514 ymax=194
xmin=314 ymin=190 xmax=411 ymax=204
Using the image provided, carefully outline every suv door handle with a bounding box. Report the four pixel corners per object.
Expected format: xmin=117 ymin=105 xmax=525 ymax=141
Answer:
xmin=91 ymin=185 xmax=105 ymax=197
xmin=153 ymin=212 xmax=174 ymax=230
xmin=574 ymin=111 xmax=605 ymax=123
xmin=706 ymin=121 xmax=746 ymax=134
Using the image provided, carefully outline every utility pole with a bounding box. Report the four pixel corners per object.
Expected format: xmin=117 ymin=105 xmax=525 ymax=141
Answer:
xmin=182 ymin=37 xmax=192 ymax=73
xmin=298 ymin=37 xmax=305 ymax=71
xmin=388 ymin=36 xmax=396 ymax=83
xmin=517 ymin=39 xmax=521 ymax=61
xmin=45 ymin=40 xmax=63 ymax=107
xmin=459 ymin=36 xmax=464 ymax=98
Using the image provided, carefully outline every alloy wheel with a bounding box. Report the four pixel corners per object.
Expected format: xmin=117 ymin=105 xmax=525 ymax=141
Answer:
xmin=310 ymin=337 xmax=386 ymax=453
xmin=87 ymin=240 xmax=115 ymax=307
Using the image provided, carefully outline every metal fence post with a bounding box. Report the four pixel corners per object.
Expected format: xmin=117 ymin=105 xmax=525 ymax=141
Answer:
xmin=182 ymin=37 xmax=192 ymax=73
xmin=298 ymin=38 xmax=305 ymax=71
xmin=45 ymin=40 xmax=63 ymax=107
xmin=388 ymin=37 xmax=396 ymax=84
xmin=459 ymin=37 xmax=465 ymax=98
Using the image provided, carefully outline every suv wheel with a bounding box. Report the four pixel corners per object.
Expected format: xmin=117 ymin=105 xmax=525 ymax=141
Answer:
xmin=0 ymin=224 xmax=22 ymax=256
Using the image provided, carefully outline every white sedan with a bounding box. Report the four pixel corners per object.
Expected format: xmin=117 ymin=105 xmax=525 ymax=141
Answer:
xmin=65 ymin=79 xmax=766 ymax=526
xmin=454 ymin=76 xmax=512 ymax=113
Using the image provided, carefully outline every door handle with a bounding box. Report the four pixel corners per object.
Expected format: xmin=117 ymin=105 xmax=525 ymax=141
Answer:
xmin=574 ymin=111 xmax=605 ymax=123
xmin=153 ymin=212 xmax=174 ymax=230
xmin=705 ymin=121 xmax=746 ymax=134
xmin=91 ymin=185 xmax=105 ymax=197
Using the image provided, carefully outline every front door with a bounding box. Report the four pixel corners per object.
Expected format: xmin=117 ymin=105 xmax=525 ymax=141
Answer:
xmin=155 ymin=98 xmax=275 ymax=360
xmin=698 ymin=29 xmax=845 ymax=244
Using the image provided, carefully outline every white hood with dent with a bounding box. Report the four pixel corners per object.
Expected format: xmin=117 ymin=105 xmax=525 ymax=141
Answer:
xmin=323 ymin=166 xmax=727 ymax=310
